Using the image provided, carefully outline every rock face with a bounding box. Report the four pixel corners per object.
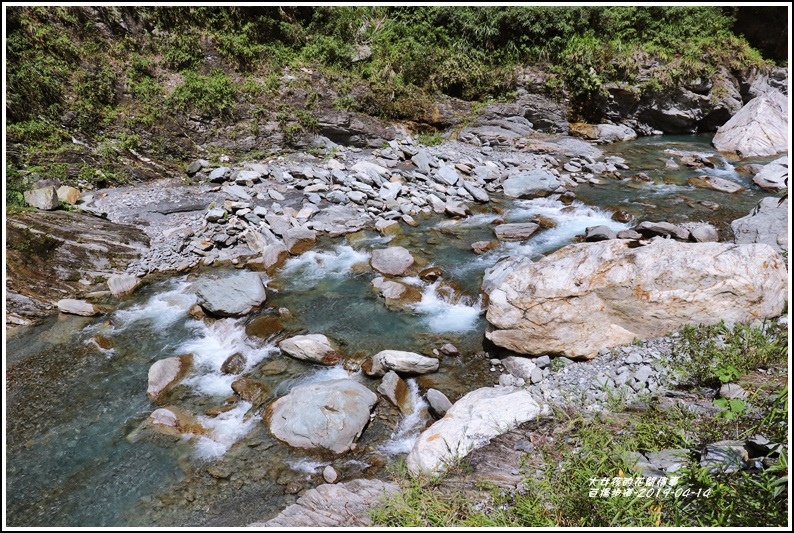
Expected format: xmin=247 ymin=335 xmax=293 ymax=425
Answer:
xmin=712 ymin=90 xmax=788 ymax=158
xmin=502 ymin=170 xmax=560 ymax=198
xmin=362 ymin=350 xmax=439 ymax=377
xmin=147 ymin=354 xmax=193 ymax=404
xmin=251 ymin=479 xmax=399 ymax=527
xmin=195 ymin=271 xmax=267 ymax=317
xmin=731 ymin=197 xmax=789 ymax=253
xmin=370 ymin=247 xmax=415 ymax=276
xmin=753 ymin=156 xmax=788 ymax=191
xmin=406 ymin=386 xmax=541 ymax=475
xmin=278 ymin=334 xmax=340 ymax=365
xmin=486 ymin=239 xmax=788 ymax=360
xmin=266 ymin=379 xmax=378 ymax=454
xmin=24 ymin=186 xmax=60 ymax=210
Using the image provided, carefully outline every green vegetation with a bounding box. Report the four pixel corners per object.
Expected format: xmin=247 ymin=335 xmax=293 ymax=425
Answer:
xmin=664 ymin=321 xmax=788 ymax=388
xmin=5 ymin=6 xmax=783 ymax=203
xmin=372 ymin=322 xmax=788 ymax=527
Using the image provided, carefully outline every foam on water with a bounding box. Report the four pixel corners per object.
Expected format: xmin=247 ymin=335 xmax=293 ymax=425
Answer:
xmin=178 ymin=318 xmax=278 ymax=396
xmin=110 ymin=279 xmax=195 ymax=332
xmin=287 ymin=459 xmax=329 ymax=475
xmin=194 ymin=401 xmax=260 ymax=460
xmin=501 ymin=197 xmax=630 ymax=259
xmin=412 ymin=282 xmax=483 ymax=333
xmin=380 ymin=379 xmax=429 ymax=456
xmin=280 ymin=245 xmax=370 ymax=285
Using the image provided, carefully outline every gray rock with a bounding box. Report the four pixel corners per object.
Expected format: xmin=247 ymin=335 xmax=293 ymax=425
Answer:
xmin=731 ymin=197 xmax=788 ymax=253
xmin=753 ymin=156 xmax=788 ymax=191
xmin=499 ymin=374 xmax=526 ymax=387
xmin=635 ymin=221 xmax=690 ymax=240
xmin=534 ymin=355 xmax=551 ymax=369
xmin=411 ymin=150 xmax=432 ymax=174
xmin=268 ymin=189 xmax=286 ymax=201
xmin=436 ymin=165 xmax=461 ymax=186
xmin=585 ymin=225 xmax=616 ymax=241
xmin=56 ymin=299 xmax=98 ymax=316
xmin=147 ymin=354 xmax=193 ymax=404
xmin=688 ymin=175 xmax=745 ymax=194
xmin=370 ymin=247 xmax=414 ymax=276
xmin=426 ymin=388 xmax=453 ymax=418
xmin=625 ymin=352 xmax=643 ymax=364
xmin=617 ymin=229 xmax=643 ymax=240
xmin=322 ymin=465 xmax=339 ymax=484
xmin=24 ymin=186 xmax=60 ymax=210
xmin=700 ymin=440 xmax=748 ymax=474
xmin=633 ymin=365 xmax=653 ymax=384
xmin=186 ymin=159 xmax=207 ymax=175
xmin=205 ymin=208 xmax=226 ymax=223
xmin=377 ymin=371 xmax=414 ymax=414
xmin=529 ymin=367 xmax=544 ymax=384
xmin=283 ymin=227 xmax=317 ymax=255
xmin=719 ymin=383 xmax=749 ymax=400
xmin=195 ymin=272 xmax=267 ymax=317
xmin=501 ymin=356 xmax=537 ymax=380
xmin=406 ymin=386 xmax=541 ymax=475
xmin=208 ymin=167 xmax=231 ymax=182
xmin=251 ymin=479 xmax=398 ymax=527
xmin=494 ymin=222 xmax=540 ymax=241
xmin=107 ymin=274 xmax=141 ymax=298
xmin=266 ymin=379 xmax=378 ymax=454
xmin=222 ymin=184 xmax=252 ymax=201
xmin=689 ymin=224 xmax=720 ymax=243
xmin=363 ymin=350 xmax=439 ymax=377
xmin=279 ymin=334 xmax=340 ymax=365
xmin=713 ymin=90 xmax=788 ymax=158
xmin=440 ymin=343 xmax=459 ymax=356
xmin=502 ymin=170 xmax=560 ymax=198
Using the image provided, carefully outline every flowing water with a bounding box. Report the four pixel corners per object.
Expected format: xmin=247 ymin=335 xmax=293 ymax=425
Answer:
xmin=5 ymin=134 xmax=781 ymax=526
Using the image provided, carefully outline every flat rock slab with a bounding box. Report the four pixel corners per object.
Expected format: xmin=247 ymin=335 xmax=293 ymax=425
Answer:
xmin=494 ymin=222 xmax=540 ymax=241
xmin=266 ymin=379 xmax=378 ymax=454
xmin=251 ymin=479 xmax=399 ymax=527
xmin=486 ymin=239 xmax=788 ymax=359
xmin=195 ymin=271 xmax=267 ymax=317
xmin=406 ymin=386 xmax=541 ymax=475
xmin=57 ymin=299 xmax=99 ymax=316
xmin=688 ymin=176 xmax=745 ymax=194
xmin=363 ymin=350 xmax=439 ymax=377
xmin=502 ymin=170 xmax=560 ymax=198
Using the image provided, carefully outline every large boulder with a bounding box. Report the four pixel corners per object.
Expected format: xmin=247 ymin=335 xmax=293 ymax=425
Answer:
xmin=485 ymin=239 xmax=788 ymax=360
xmin=362 ymin=350 xmax=439 ymax=377
xmin=278 ymin=334 xmax=340 ymax=365
xmin=195 ymin=271 xmax=267 ymax=317
xmin=731 ymin=197 xmax=789 ymax=253
xmin=712 ymin=90 xmax=788 ymax=158
xmin=406 ymin=386 xmax=541 ymax=475
xmin=370 ymin=247 xmax=415 ymax=276
xmin=266 ymin=379 xmax=378 ymax=454
xmin=284 ymin=227 xmax=317 ymax=255
xmin=502 ymin=170 xmax=560 ymax=198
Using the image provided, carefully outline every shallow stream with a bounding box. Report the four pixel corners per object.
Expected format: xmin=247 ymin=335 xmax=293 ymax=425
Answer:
xmin=5 ymin=134 xmax=780 ymax=526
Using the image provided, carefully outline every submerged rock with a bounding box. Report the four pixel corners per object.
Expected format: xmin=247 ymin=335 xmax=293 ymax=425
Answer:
xmin=266 ymin=379 xmax=378 ymax=454
xmin=486 ymin=239 xmax=788 ymax=359
xmin=406 ymin=386 xmax=541 ymax=475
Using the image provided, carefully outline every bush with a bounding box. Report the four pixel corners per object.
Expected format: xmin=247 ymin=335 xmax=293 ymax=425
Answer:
xmin=168 ymin=69 xmax=237 ymax=117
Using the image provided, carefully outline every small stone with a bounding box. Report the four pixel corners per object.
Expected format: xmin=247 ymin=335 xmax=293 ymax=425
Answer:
xmin=322 ymin=465 xmax=339 ymax=484
xmin=534 ymin=355 xmax=551 ymax=369
xmin=719 ymin=383 xmax=749 ymax=400
xmin=440 ymin=343 xmax=459 ymax=356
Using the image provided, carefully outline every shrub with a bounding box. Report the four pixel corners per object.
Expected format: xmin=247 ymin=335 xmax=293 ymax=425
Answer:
xmin=168 ymin=69 xmax=237 ymax=117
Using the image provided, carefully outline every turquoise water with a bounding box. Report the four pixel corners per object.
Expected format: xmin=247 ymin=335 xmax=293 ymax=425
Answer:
xmin=5 ymin=134 xmax=781 ymax=526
